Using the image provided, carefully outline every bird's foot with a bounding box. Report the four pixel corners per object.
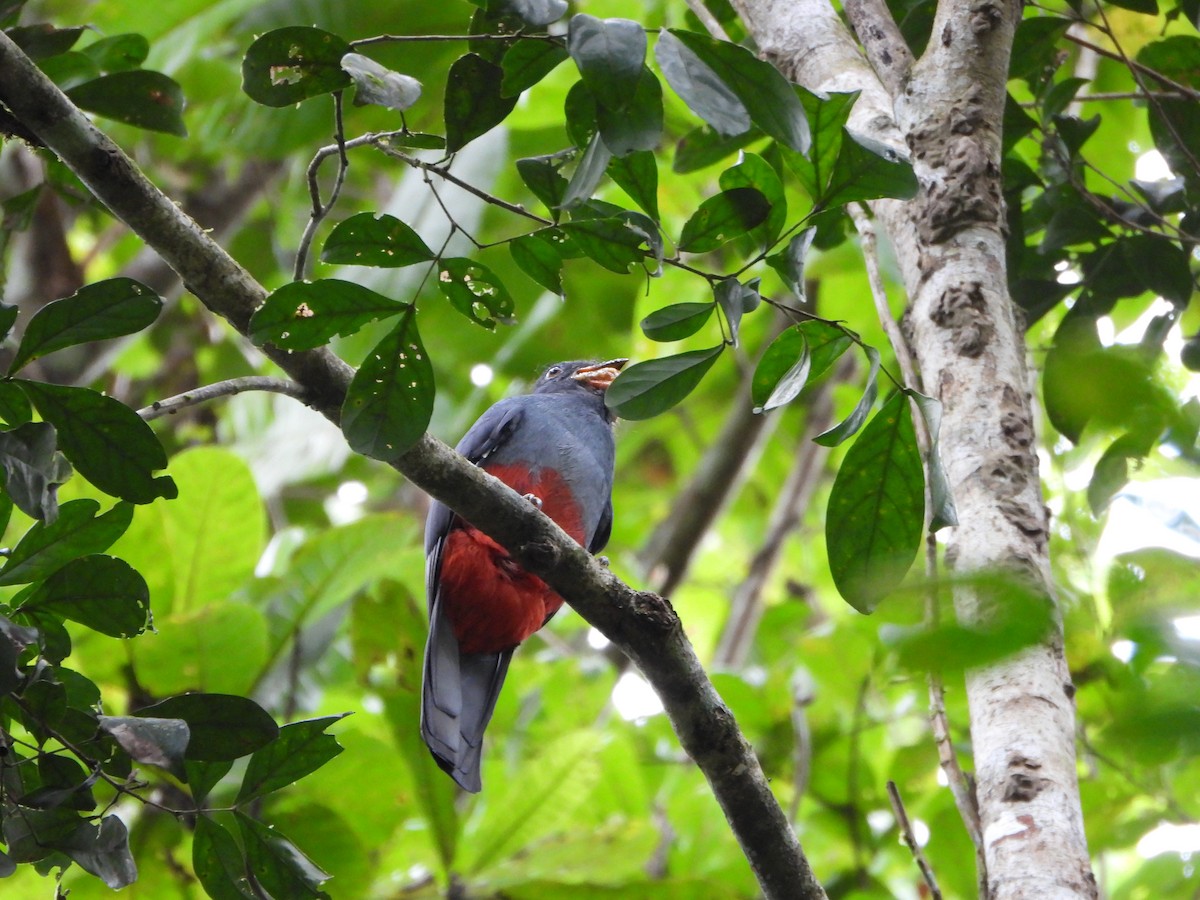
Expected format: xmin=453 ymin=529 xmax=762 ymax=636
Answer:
xmin=596 ymin=556 xmax=610 ymax=568
xmin=522 ymin=492 xmax=543 ymax=510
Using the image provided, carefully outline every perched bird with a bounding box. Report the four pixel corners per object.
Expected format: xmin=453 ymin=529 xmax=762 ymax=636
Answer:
xmin=421 ymin=358 xmax=627 ymax=792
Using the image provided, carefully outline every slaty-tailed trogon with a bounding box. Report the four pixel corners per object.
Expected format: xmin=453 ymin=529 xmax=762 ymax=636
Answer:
xmin=421 ymin=358 xmax=626 ymax=792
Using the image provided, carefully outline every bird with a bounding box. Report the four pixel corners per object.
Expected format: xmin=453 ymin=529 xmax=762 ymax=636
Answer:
xmin=421 ymin=358 xmax=627 ymax=792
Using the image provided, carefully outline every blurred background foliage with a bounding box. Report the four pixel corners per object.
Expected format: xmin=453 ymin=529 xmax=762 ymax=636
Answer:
xmin=0 ymin=0 xmax=1198 ymax=896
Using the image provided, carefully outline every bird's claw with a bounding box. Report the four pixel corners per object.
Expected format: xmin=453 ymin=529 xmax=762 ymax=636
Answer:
xmin=596 ymin=555 xmax=610 ymax=568
xmin=523 ymin=492 xmax=543 ymax=510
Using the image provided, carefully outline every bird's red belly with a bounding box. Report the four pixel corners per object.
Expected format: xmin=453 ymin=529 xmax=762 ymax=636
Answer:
xmin=440 ymin=465 xmax=585 ymax=655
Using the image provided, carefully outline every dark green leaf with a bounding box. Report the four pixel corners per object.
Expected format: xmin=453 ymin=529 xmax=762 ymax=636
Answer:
xmin=765 ymin=227 xmax=816 ymax=298
xmin=714 ymin=277 xmax=759 ymax=346
xmin=719 ymin=153 xmax=785 ymax=247
xmin=340 ymin=53 xmax=421 ymax=111
xmin=0 ymin=381 xmax=33 ymax=428
xmin=8 ymin=278 xmax=162 ymax=374
xmin=1010 ymin=17 xmax=1072 ymax=83
xmin=237 ymin=714 xmax=348 ymax=802
xmin=558 ymin=217 xmax=647 ymax=273
xmin=236 ymin=813 xmax=331 ymax=900
xmin=436 ymin=257 xmax=516 ymax=328
xmin=640 ymin=302 xmax=714 ymax=342
xmin=561 ymin=132 xmax=614 ymax=208
xmin=665 ymin=30 xmax=810 ymax=152
xmin=596 ymin=67 xmax=663 ymax=155
xmin=445 ymin=53 xmax=518 ymax=153
xmin=0 ymin=302 xmax=18 ymax=343
xmin=906 ymin=390 xmax=959 ymax=530
xmin=821 ymin=132 xmax=918 ymax=208
xmin=135 ymin=694 xmax=279 ymax=761
xmin=826 ymin=391 xmax=925 ymax=613
xmin=816 ymin=345 xmax=881 ymax=446
xmin=510 ymin=233 xmax=564 ymax=295
xmin=194 ymin=816 xmax=256 ymax=900
xmin=249 ymin=279 xmax=409 ymax=350
xmin=567 ymin=15 xmax=647 ymax=111
xmin=21 ymin=754 xmax=96 ymax=811
xmin=322 ymin=212 xmax=435 ymax=268
xmin=783 ymin=87 xmax=858 ymax=198
xmin=655 ymin=31 xmax=749 ymax=136
xmin=758 ymin=332 xmax=809 ymax=412
xmin=504 ymin=0 xmax=568 ymax=26
xmin=516 ymin=153 xmax=571 ymax=215
xmin=67 ymin=71 xmax=187 ymax=136
xmin=185 ymin=760 xmax=234 ymax=804
xmin=342 ymin=308 xmax=435 ymax=461
xmin=607 ymin=150 xmax=659 ymax=219
xmin=606 ymin=346 xmax=724 ymax=419
xmin=6 ymin=24 xmax=85 ymax=59
xmin=1108 ymin=0 xmax=1158 ymax=14
xmin=0 ymin=421 xmax=71 ymax=522
xmin=59 ymin=816 xmax=137 ymax=889
xmin=18 ymin=381 xmax=176 ymax=504
xmin=1053 ymin=113 xmax=1100 ymax=157
xmin=241 ymin=26 xmax=351 ymax=107
xmin=0 ymin=499 xmax=132 ymax=586
xmin=501 ymin=39 xmax=569 ymax=96
xmin=0 ymin=850 xmax=13 ymax=877
xmin=80 ymin=33 xmax=149 ymax=73
xmin=673 ymin=124 xmax=761 ymax=173
xmin=0 ymin=614 xmax=37 ymax=699
xmin=677 ymin=186 xmax=770 ymax=253
xmin=20 ymin=554 xmax=149 ymax=637
xmin=755 ymin=321 xmax=854 ymax=412
xmin=97 ymin=715 xmax=190 ymax=774
xmin=381 ymin=131 xmax=446 ymax=151
xmin=563 ymin=78 xmax=598 ymax=147
xmin=3 ymin=806 xmax=81 ymax=863
xmin=38 ymin=51 xmax=99 ymax=91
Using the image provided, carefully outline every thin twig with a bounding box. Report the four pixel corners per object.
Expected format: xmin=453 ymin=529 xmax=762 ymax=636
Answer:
xmin=138 ymin=376 xmax=310 ymax=421
xmin=1019 ymin=90 xmax=1191 ymax=104
xmin=887 ymin=780 xmax=943 ymax=900
xmin=684 ymin=0 xmax=732 ymax=41
xmin=350 ymin=33 xmax=559 ymax=48
xmin=1064 ymin=33 xmax=1200 ymax=101
xmin=295 ymin=92 xmax=350 ymax=280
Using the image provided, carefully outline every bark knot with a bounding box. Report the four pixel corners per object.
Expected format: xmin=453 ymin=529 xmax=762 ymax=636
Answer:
xmin=632 ymin=590 xmax=679 ymax=632
xmin=929 ymin=281 xmax=994 ymax=356
xmin=1003 ymin=757 xmax=1050 ymax=801
xmin=970 ymin=1 xmax=1003 ymax=34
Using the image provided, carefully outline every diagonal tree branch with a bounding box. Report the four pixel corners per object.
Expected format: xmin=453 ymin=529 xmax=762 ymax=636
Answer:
xmin=842 ymin=0 xmax=915 ymax=96
xmin=0 ymin=31 xmax=826 ymax=900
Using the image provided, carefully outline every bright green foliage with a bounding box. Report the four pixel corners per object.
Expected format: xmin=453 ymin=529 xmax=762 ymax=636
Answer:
xmin=0 ymin=0 xmax=1196 ymax=898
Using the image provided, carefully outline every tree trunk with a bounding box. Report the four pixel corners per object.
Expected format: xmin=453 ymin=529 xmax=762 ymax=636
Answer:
xmin=734 ymin=0 xmax=1098 ymax=896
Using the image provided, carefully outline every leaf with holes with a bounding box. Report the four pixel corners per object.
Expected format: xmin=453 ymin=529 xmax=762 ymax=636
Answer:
xmin=826 ymin=391 xmax=925 ymax=613
xmin=445 ymin=53 xmax=518 ymax=153
xmin=322 ymin=212 xmax=435 ymax=268
xmin=19 ymin=555 xmax=150 ymax=638
xmin=606 ymin=346 xmax=723 ymax=420
xmin=249 ymin=280 xmax=409 ymax=350
xmin=18 ymin=381 xmax=176 ymax=504
xmin=436 ymin=258 xmax=515 ymax=329
xmin=677 ymin=187 xmax=770 ymax=253
xmin=341 ymin=309 xmax=435 ymax=461
xmin=567 ymin=15 xmax=646 ymax=112
xmin=640 ymin=302 xmax=713 ymax=342
xmin=241 ymin=26 xmax=351 ymax=107
xmin=9 ymin=278 xmax=162 ymax=375
xmin=135 ymin=694 xmax=279 ymax=761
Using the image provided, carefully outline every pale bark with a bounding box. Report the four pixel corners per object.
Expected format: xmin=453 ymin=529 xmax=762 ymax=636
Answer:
xmin=734 ymin=0 xmax=1097 ymax=897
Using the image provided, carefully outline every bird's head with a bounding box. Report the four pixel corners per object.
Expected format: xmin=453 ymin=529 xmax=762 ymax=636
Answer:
xmin=532 ymin=359 xmax=628 ymax=417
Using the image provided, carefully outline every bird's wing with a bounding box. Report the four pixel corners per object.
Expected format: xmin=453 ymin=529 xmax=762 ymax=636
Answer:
xmin=588 ymin=497 xmax=614 ymax=553
xmin=421 ymin=400 xmax=525 ymax=792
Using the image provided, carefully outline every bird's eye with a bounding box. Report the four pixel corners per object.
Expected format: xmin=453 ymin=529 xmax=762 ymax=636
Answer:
xmin=546 ymin=366 xmax=562 ymax=379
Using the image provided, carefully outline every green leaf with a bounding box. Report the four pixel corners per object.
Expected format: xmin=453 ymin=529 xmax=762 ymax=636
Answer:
xmin=655 ymin=31 xmax=750 ymax=136
xmin=765 ymin=227 xmax=817 ymax=298
xmin=640 ymin=302 xmax=714 ymax=342
xmin=249 ymin=279 xmax=409 ymax=350
xmin=341 ymin=308 xmax=435 ymax=462
xmin=321 ymin=212 xmax=435 ymax=269
xmin=558 ymin=217 xmax=647 ymax=273
xmin=561 ymin=131 xmax=614 ymax=209
xmin=677 ymin=186 xmax=770 ymax=253
xmin=380 ymin=131 xmax=446 ymax=151
xmin=59 ymin=816 xmax=137 ymax=889
xmin=445 ymin=53 xmax=519 ymax=153
xmin=136 ymin=604 xmax=268 ymax=696
xmin=241 ymin=26 xmax=352 ymax=107
xmin=135 ymin=694 xmax=279 ymax=761
xmin=673 ymin=124 xmax=761 ymax=173
xmin=0 ymin=421 xmax=72 ymax=522
xmin=606 ymin=346 xmax=724 ymax=420
xmin=7 ymin=24 xmax=85 ymax=59
xmin=97 ymin=715 xmax=190 ymax=774
xmin=67 ymin=70 xmax=187 ymax=136
xmin=185 ymin=761 xmax=234 ymax=805
xmin=820 ymin=132 xmax=918 ymax=207
xmin=501 ymin=39 xmax=569 ymax=97
xmin=0 ymin=380 xmax=33 ymax=424
xmin=757 ymin=331 xmax=810 ymax=413
xmin=1010 ymin=17 xmax=1072 ymax=83
xmin=607 ymin=150 xmax=659 ymax=219
xmin=436 ymin=257 xmax=516 ymax=328
xmin=714 ymin=277 xmax=760 ymax=346
xmin=20 ymin=554 xmax=150 ymax=638
xmin=506 ymin=0 xmax=569 ymax=26
xmin=719 ymin=153 xmax=785 ymax=247
xmin=782 ymin=88 xmax=858 ymax=199
xmin=826 ymin=392 xmax=924 ymax=613
xmin=340 ymin=53 xmax=421 ymax=111
xmin=80 ymin=33 xmax=149 ymax=73
xmin=0 ymin=499 xmax=132 ymax=586
xmin=664 ymin=30 xmax=810 ymax=152
xmin=510 ymin=233 xmax=564 ymax=295
xmin=194 ymin=816 xmax=256 ymax=900
xmin=237 ymin=715 xmax=348 ymax=802
xmin=596 ymin=67 xmax=663 ymax=156
xmin=517 ymin=154 xmax=571 ymax=215
xmin=816 ymin=344 xmax=881 ymax=446
xmin=18 ymin=380 xmax=176 ymax=504
xmin=906 ymin=390 xmax=959 ymax=531
xmin=0 ymin=302 xmax=19 ymax=343
xmin=567 ymin=15 xmax=647 ymax=112
xmin=236 ymin=813 xmax=331 ymax=900
xmin=9 ymin=278 xmax=163 ymax=374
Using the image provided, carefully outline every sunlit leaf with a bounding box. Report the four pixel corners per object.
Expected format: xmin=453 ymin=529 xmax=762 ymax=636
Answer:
xmin=606 ymin=346 xmax=723 ymax=419
xmin=241 ymin=26 xmax=351 ymax=107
